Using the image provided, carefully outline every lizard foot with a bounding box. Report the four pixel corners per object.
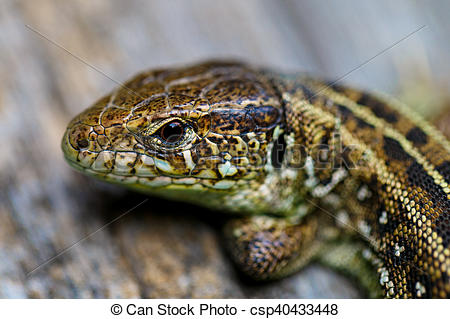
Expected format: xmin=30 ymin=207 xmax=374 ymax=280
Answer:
xmin=223 ymin=215 xmax=320 ymax=280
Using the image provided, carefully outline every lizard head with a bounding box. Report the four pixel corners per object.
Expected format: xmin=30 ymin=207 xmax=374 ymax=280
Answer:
xmin=62 ymin=61 xmax=284 ymax=207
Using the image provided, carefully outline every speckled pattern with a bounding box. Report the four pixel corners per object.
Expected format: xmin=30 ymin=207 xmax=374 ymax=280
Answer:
xmin=62 ymin=61 xmax=449 ymax=298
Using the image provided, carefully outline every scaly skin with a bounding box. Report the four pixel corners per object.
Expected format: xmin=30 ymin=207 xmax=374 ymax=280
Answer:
xmin=62 ymin=61 xmax=450 ymax=298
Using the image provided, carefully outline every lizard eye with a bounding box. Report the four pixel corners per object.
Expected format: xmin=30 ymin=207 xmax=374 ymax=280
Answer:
xmin=144 ymin=118 xmax=195 ymax=150
xmin=158 ymin=120 xmax=185 ymax=144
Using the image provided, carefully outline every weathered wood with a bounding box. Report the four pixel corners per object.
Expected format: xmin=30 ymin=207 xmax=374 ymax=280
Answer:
xmin=1 ymin=0 xmax=449 ymax=298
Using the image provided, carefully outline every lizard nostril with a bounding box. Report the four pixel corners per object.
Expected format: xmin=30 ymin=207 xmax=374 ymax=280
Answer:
xmin=67 ymin=123 xmax=92 ymax=151
xmin=77 ymin=138 xmax=89 ymax=149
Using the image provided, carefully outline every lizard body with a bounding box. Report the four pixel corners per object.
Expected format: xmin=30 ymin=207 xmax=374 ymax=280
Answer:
xmin=62 ymin=61 xmax=449 ymax=298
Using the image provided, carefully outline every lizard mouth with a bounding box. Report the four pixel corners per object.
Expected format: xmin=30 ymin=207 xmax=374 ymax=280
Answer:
xmin=61 ymin=128 xmax=240 ymax=191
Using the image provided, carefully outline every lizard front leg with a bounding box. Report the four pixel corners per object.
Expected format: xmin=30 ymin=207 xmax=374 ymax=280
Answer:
xmin=223 ymin=214 xmax=323 ymax=280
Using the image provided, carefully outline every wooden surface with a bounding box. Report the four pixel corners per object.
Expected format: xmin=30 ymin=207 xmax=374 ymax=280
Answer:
xmin=1 ymin=0 xmax=449 ymax=298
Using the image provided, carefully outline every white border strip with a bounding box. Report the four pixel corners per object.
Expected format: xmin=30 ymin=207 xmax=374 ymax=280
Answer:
xmin=0 ymin=299 xmax=448 ymax=319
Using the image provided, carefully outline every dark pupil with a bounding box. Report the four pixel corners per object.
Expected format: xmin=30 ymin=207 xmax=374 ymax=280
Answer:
xmin=160 ymin=121 xmax=184 ymax=143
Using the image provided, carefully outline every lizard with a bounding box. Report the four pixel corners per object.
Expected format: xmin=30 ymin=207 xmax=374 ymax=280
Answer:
xmin=61 ymin=61 xmax=450 ymax=298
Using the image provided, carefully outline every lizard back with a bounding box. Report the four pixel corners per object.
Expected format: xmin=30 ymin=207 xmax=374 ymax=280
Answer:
xmin=278 ymin=75 xmax=450 ymax=298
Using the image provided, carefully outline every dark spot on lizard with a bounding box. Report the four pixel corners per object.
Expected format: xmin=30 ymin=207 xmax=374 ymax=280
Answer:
xmin=335 ymin=103 xmax=375 ymax=129
xmin=405 ymin=127 xmax=428 ymax=146
xmin=358 ymin=93 xmax=398 ymax=123
xmin=383 ymin=137 xmax=412 ymax=162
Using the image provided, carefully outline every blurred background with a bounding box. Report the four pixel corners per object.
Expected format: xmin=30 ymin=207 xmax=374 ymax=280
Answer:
xmin=0 ymin=0 xmax=449 ymax=298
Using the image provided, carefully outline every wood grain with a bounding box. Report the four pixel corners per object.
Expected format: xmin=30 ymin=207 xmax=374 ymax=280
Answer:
xmin=1 ymin=0 xmax=448 ymax=298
